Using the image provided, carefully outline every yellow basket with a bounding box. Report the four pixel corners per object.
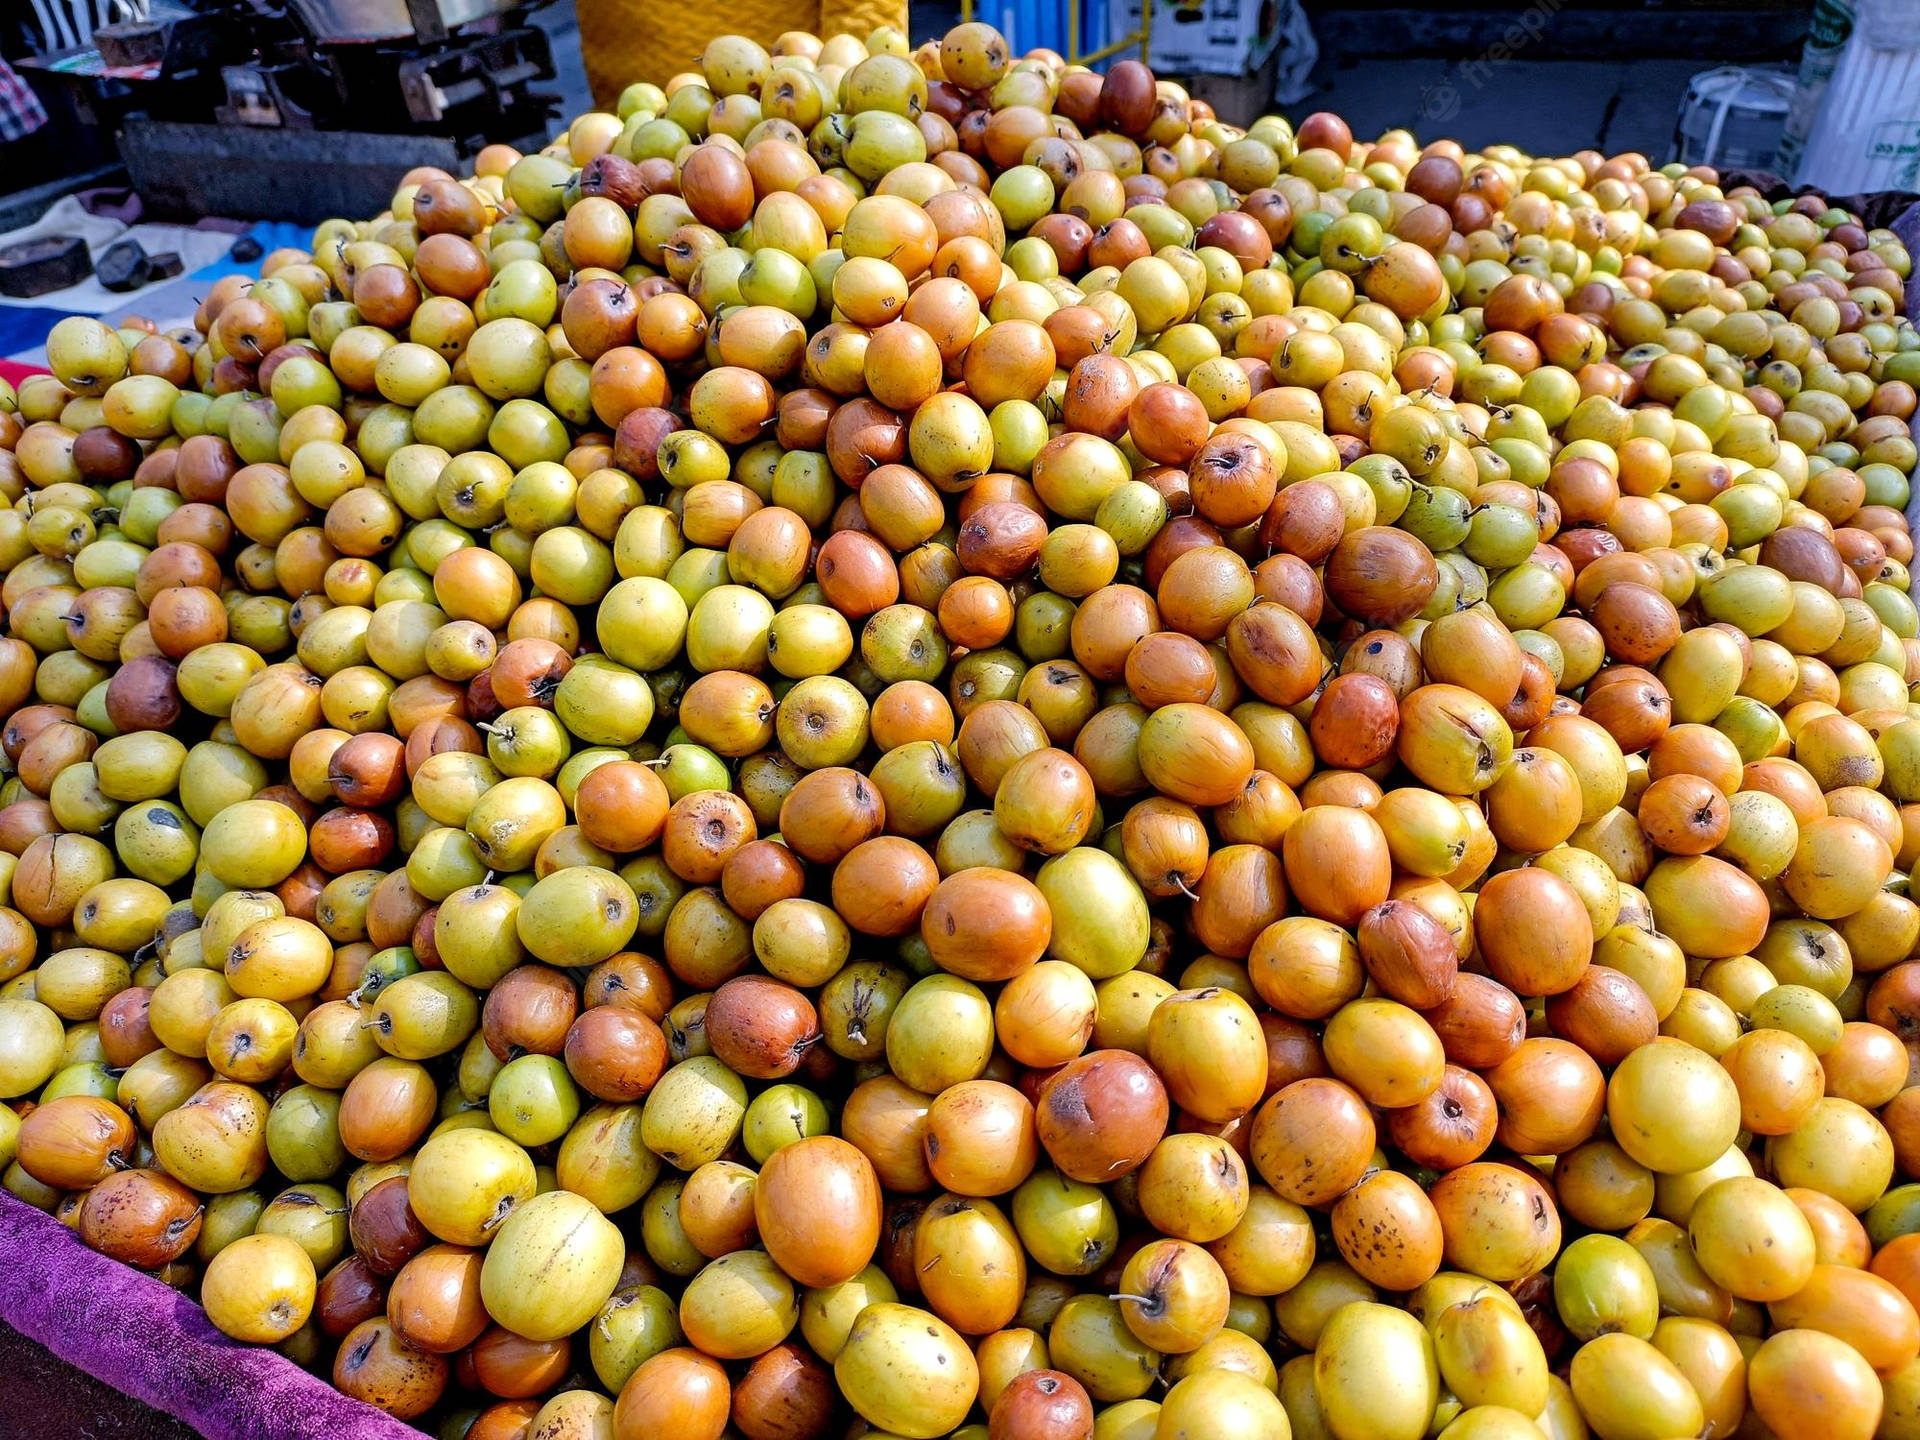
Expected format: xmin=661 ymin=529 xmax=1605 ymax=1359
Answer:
xmin=576 ymin=0 xmax=911 ymax=107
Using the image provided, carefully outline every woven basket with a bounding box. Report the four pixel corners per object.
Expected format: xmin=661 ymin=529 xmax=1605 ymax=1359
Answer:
xmin=576 ymin=0 xmax=909 ymax=107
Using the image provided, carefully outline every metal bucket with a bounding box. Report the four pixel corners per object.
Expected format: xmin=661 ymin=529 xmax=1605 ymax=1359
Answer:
xmin=285 ymin=0 xmax=522 ymax=43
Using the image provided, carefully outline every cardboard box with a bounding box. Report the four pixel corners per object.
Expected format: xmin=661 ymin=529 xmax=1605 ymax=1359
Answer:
xmin=1109 ymin=0 xmax=1284 ymax=77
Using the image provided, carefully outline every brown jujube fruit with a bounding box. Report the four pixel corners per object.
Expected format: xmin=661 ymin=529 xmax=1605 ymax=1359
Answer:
xmin=1386 ymin=1066 xmax=1498 ymax=1171
xmin=730 ymin=1343 xmax=836 ymax=1440
xmin=1323 ymin=527 xmax=1439 ymax=625
xmin=1310 ymin=672 xmax=1401 ymax=769
xmin=387 ymin=1244 xmax=489 ymax=1354
xmin=564 ymin=1006 xmax=669 ymax=1101
xmin=350 ymin=1175 xmax=430 ymax=1277
xmin=704 ymin=974 xmax=821 ymax=1079
xmin=1544 ymin=965 xmax=1659 ymax=1066
xmin=77 ymin=1168 xmax=203 ymax=1268
xmin=316 ymin=1255 xmax=388 ymax=1338
xmin=1356 ymin=899 xmax=1459 ymax=1009
xmin=1486 ymin=1038 xmax=1607 ymax=1155
xmin=468 ymin=1326 xmax=572 ymax=1399
xmin=1035 ymin=1050 xmax=1169 ymax=1183
xmin=990 ymin=1368 xmax=1096 ymax=1440
xmin=920 ymin=868 xmax=1052 ymax=981
xmin=1420 ymin=972 xmax=1528 ymax=1069
xmin=482 ymin=964 xmax=579 ymax=1060
xmin=753 ymin=1135 xmax=883 ymax=1288
xmin=1249 ymin=1077 xmax=1376 ymax=1207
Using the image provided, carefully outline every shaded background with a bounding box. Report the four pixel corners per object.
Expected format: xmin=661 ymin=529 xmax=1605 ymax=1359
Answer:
xmin=530 ymin=0 xmax=1814 ymax=156
xmin=0 ymin=0 xmax=1822 ymax=228
xmin=0 ymin=1319 xmax=199 ymax=1440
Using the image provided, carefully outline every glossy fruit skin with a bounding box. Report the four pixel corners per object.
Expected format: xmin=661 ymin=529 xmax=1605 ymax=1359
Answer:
xmin=753 ymin=1135 xmax=882 ymax=1288
xmin=834 ymin=1302 xmax=978 ymax=1439
xmin=350 ymin=1174 xmax=430 ymax=1277
xmin=988 ymin=1367 xmax=1093 ymax=1440
xmin=387 ymin=1244 xmax=489 ymax=1355
xmin=78 ymin=1168 xmax=203 ymax=1267
xmin=1250 ymin=1078 xmax=1376 ymax=1207
xmin=1314 ymin=1302 xmax=1439 ymax=1440
xmin=333 ymin=1316 xmax=448 ymax=1419
xmin=1147 ymin=986 xmax=1267 ymax=1123
xmin=202 ymin=1233 xmax=316 ymax=1343
xmin=1034 ymin=1050 xmax=1168 ymax=1184
xmin=479 ymin=1190 xmax=624 ymax=1341
xmin=17 ymin=1094 xmax=135 ymax=1188
xmin=8 ymin=24 xmax=1920 ymax=1440
xmin=920 ymin=867 xmax=1051 ymax=981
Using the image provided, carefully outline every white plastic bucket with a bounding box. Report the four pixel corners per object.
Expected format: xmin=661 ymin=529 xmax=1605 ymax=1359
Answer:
xmin=1674 ymin=67 xmax=1796 ymax=172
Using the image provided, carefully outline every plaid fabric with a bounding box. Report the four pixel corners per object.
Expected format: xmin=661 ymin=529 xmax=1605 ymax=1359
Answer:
xmin=0 ymin=59 xmax=47 ymax=142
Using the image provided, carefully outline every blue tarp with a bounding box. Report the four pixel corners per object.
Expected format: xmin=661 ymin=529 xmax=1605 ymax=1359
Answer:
xmin=1 ymin=218 xmax=313 ymax=365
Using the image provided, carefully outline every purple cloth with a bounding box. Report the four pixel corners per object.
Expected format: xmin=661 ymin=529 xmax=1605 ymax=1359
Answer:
xmin=74 ymin=187 xmax=146 ymax=227
xmin=0 ymin=1190 xmax=422 ymax=1440
xmin=1899 ymin=202 xmax=1920 ymax=326
xmin=1895 ymin=202 xmax=1920 ymax=536
xmin=69 ymin=187 xmax=254 ymax=235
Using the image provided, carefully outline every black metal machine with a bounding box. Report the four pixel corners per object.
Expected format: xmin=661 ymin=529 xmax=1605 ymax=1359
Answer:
xmin=16 ymin=0 xmax=560 ymax=223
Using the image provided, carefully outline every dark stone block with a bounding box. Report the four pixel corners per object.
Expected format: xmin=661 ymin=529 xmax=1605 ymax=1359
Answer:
xmin=0 ymin=235 xmax=92 ymax=299
xmin=97 ymin=239 xmax=151 ymax=292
